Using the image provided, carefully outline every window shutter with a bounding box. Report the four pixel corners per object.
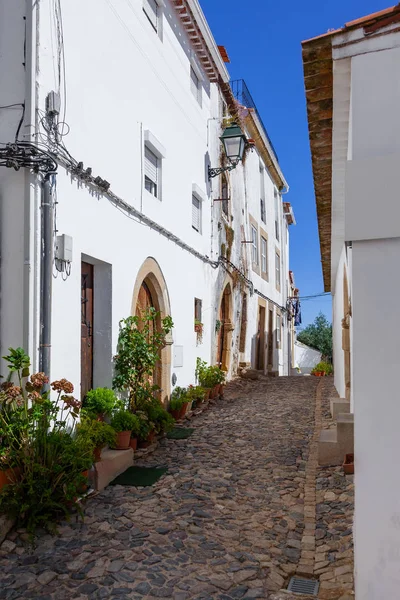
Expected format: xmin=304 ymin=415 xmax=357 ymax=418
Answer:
xmin=192 ymin=195 xmax=201 ymax=232
xmin=145 ymin=147 xmax=158 ymax=184
xmin=143 ymin=0 xmax=158 ymax=30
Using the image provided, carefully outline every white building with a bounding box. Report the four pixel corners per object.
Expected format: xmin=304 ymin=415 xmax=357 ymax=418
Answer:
xmin=303 ymin=6 xmax=400 ymax=598
xmin=0 ymin=0 xmax=294 ymax=404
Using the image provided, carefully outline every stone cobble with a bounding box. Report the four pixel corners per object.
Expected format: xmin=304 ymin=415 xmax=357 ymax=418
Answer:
xmin=0 ymin=376 xmax=353 ymax=600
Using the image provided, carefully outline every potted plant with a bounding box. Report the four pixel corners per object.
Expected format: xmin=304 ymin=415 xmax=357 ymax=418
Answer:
xmin=311 ymin=362 xmax=333 ymax=377
xmin=129 ymin=414 xmax=141 ymax=450
xmin=343 ymin=453 xmax=354 ymax=475
xmin=110 ymin=410 xmax=138 ymax=450
xmin=196 ymin=358 xmax=213 ymax=399
xmin=187 ymin=385 xmax=205 ymax=409
xmin=135 ymin=411 xmax=155 ymax=448
xmin=0 ymin=348 xmax=95 ymax=536
xmin=77 ymin=417 xmax=117 ymax=462
xmin=113 ymin=309 xmax=173 ymax=411
xmin=82 ymin=387 xmax=119 ymax=420
xmin=195 ymin=320 xmax=204 ymax=345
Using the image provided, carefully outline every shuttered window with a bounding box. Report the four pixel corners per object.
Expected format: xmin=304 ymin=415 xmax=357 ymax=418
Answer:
xmin=251 ymin=225 xmax=258 ymax=265
xmin=190 ymin=66 xmax=202 ymax=106
xmin=143 ymin=0 xmax=158 ymax=31
xmin=192 ymin=194 xmax=201 ymax=232
xmin=144 ymin=146 xmax=158 ymax=197
xmin=275 ymin=250 xmax=281 ymax=290
xmin=261 ymin=236 xmax=268 ymax=275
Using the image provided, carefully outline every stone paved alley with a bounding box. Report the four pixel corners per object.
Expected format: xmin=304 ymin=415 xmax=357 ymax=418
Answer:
xmin=0 ymin=378 xmax=354 ymax=600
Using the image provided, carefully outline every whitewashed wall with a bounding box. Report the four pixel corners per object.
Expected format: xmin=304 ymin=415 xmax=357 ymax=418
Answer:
xmin=294 ymin=342 xmax=321 ymax=374
xmin=331 ymin=32 xmax=400 ymax=599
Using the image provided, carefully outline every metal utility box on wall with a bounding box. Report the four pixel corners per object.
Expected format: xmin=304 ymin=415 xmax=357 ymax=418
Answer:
xmin=55 ymin=234 xmax=73 ymax=263
xmin=173 ymin=346 xmax=184 ymax=368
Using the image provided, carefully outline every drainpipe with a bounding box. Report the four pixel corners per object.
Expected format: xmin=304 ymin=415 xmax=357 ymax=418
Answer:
xmin=39 ymin=174 xmax=53 ymax=387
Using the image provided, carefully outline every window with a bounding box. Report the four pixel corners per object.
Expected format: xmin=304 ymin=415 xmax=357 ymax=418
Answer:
xmin=251 ymin=225 xmax=258 ymax=265
xmin=221 ymin=173 xmax=229 ymax=218
xmin=192 ymin=194 xmax=201 ymax=233
xmin=276 ymin=314 xmax=281 ymax=347
xmin=144 ymin=146 xmax=159 ymax=197
xmin=274 ymin=189 xmax=280 ymax=241
xmin=260 ymin=167 xmax=266 ymax=224
xmin=275 ymin=250 xmax=281 ymax=290
xmin=261 ymin=236 xmax=268 ymax=276
xmin=239 ymin=294 xmax=247 ymax=353
xmin=143 ymin=0 xmax=158 ymax=31
xmin=190 ymin=66 xmax=202 ymax=106
xmin=194 ymin=298 xmax=202 ymax=323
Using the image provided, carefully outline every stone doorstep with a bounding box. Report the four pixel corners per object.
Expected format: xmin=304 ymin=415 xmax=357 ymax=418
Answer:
xmin=318 ymin=413 xmax=354 ymax=467
xmin=94 ymin=448 xmax=134 ymax=491
xmin=330 ymin=398 xmax=350 ymax=420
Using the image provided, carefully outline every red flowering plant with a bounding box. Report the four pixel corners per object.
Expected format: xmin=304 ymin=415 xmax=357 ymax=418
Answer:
xmin=0 ymin=348 xmax=95 ymax=537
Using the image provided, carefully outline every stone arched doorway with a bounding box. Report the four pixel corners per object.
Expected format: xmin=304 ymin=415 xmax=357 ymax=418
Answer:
xmin=342 ymin=268 xmax=351 ymax=401
xmin=216 ymin=282 xmax=234 ymax=372
xmin=131 ymin=258 xmax=172 ymax=405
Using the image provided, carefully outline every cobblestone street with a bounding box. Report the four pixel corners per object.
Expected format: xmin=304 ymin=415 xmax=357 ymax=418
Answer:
xmin=0 ymin=377 xmax=354 ymax=600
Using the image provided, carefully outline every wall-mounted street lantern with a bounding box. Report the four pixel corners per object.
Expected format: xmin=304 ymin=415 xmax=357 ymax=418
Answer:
xmin=208 ymin=122 xmax=247 ymax=179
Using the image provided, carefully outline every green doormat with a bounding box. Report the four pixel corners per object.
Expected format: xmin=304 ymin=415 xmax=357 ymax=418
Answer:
xmin=109 ymin=466 xmax=168 ymax=487
xmin=167 ymin=427 xmax=194 ymax=440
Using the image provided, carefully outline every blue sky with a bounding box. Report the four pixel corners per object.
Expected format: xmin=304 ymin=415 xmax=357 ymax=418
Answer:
xmin=200 ymin=0 xmax=391 ymax=327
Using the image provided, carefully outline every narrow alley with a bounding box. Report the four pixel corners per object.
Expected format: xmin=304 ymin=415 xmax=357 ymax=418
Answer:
xmin=0 ymin=378 xmax=354 ymax=600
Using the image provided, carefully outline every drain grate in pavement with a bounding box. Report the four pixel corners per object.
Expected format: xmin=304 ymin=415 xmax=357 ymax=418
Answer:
xmin=288 ymin=576 xmax=319 ymax=596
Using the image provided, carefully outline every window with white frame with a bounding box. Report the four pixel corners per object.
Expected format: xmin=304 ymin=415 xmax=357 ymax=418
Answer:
xmin=192 ymin=194 xmax=201 ymax=233
xmin=261 ymin=236 xmax=268 ymax=276
xmin=276 ymin=314 xmax=281 ymax=347
xmin=251 ymin=225 xmax=258 ymax=265
xmin=190 ymin=66 xmax=202 ymax=106
xmin=274 ymin=189 xmax=280 ymax=241
xmin=275 ymin=250 xmax=281 ymax=290
xmin=144 ymin=146 xmax=159 ymax=198
xmin=143 ymin=0 xmax=158 ymax=32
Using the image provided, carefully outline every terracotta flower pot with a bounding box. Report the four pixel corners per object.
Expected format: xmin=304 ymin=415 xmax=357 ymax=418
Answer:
xmin=343 ymin=453 xmax=354 ymax=475
xmin=210 ymin=386 xmax=219 ymax=399
xmin=129 ymin=438 xmax=138 ymax=451
xmin=170 ymin=409 xmax=181 ymax=420
xmin=148 ymin=430 xmax=156 ymax=443
xmin=79 ymin=470 xmax=89 ymax=494
xmin=179 ymin=403 xmax=188 ymax=419
xmin=138 ymin=439 xmax=151 ymax=449
xmin=203 ymin=388 xmax=211 ymax=400
xmin=115 ymin=430 xmax=132 ymax=450
xmin=218 ymin=384 xmax=225 ymax=398
xmin=94 ymin=447 xmax=103 ymax=462
xmin=0 ymin=467 xmax=20 ymax=491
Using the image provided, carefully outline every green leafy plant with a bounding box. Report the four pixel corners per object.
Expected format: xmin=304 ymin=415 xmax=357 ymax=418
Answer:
xmin=135 ymin=410 xmax=153 ymax=441
xmin=311 ymin=362 xmax=333 ymax=376
xmin=77 ymin=417 xmax=117 ymax=452
xmin=195 ymin=359 xmax=225 ymax=388
xmin=0 ymin=349 xmax=94 ymax=537
xmin=187 ymin=385 xmax=205 ymax=402
xmin=113 ymin=309 xmax=173 ymax=410
xmin=215 ymin=320 xmax=222 ymax=334
xmin=110 ymin=410 xmax=138 ymax=433
xmin=297 ymin=313 xmax=333 ymax=362
xmin=82 ymin=387 xmax=119 ymax=418
xmin=170 ymin=387 xmax=189 ymax=411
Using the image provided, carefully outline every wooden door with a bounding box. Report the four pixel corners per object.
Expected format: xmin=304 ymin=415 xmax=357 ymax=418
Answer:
xmin=81 ymin=262 xmax=94 ymax=398
xmin=257 ymin=306 xmax=266 ymax=370
xmin=267 ymin=308 xmax=273 ymax=368
xmin=135 ymin=281 xmax=158 ymax=389
xmin=217 ymin=291 xmax=227 ymax=367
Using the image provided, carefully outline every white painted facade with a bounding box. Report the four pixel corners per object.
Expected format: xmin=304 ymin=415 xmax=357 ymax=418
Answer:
xmin=294 ymin=342 xmax=321 ymax=374
xmin=312 ymin=16 xmax=400 ymax=599
xmin=0 ymin=1 xmax=294 ymax=401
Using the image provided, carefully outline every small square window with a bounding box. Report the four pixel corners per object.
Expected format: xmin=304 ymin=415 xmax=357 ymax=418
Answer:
xmin=194 ymin=298 xmax=202 ymax=323
xmin=143 ymin=0 xmax=158 ymax=32
xmin=190 ymin=66 xmax=202 ymax=106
